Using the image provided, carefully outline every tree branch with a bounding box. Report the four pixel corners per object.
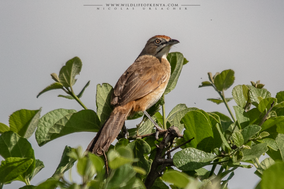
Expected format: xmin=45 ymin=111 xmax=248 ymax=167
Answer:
xmin=144 ymin=126 xmax=181 ymax=189
xmin=259 ymin=101 xmax=275 ymax=126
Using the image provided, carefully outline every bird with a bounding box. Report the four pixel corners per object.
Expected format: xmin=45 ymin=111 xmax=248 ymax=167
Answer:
xmin=86 ymin=35 xmax=179 ymax=156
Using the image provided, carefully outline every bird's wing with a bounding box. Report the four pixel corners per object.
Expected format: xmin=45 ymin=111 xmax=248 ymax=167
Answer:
xmin=112 ymin=55 xmax=168 ymax=106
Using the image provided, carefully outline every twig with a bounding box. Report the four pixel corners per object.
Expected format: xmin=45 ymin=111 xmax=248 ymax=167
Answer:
xmin=144 ymin=126 xmax=180 ymax=189
xmin=128 ymin=130 xmax=168 ymax=140
xmin=259 ymin=101 xmax=275 ymax=126
xmin=162 ymin=137 xmax=194 ymax=158
xmin=156 ymin=159 xmax=174 ymax=165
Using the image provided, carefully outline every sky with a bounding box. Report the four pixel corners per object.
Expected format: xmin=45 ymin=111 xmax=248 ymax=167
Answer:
xmin=1 ymin=0 xmax=284 ymax=188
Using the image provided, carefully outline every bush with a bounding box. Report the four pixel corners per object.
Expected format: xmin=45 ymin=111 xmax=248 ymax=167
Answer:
xmin=1 ymin=53 xmax=284 ymax=189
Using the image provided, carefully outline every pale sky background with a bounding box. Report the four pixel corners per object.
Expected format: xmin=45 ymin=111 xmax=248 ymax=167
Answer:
xmin=1 ymin=1 xmax=284 ymax=189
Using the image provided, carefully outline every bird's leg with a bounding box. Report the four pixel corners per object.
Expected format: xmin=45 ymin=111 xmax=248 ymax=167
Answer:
xmin=143 ymin=111 xmax=164 ymax=132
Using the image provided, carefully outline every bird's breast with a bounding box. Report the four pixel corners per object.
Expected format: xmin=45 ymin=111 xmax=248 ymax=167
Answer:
xmin=133 ymin=58 xmax=171 ymax=111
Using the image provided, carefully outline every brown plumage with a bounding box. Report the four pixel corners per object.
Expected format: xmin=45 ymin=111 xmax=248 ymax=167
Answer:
xmin=86 ymin=35 xmax=179 ymax=155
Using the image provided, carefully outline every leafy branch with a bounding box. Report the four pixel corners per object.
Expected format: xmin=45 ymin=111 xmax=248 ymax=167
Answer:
xmin=1 ymin=54 xmax=284 ymax=189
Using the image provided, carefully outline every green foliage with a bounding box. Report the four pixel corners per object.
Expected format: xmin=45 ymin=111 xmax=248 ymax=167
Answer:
xmin=58 ymin=57 xmax=82 ymax=87
xmin=1 ymin=53 xmax=284 ymax=189
xmin=164 ymin=52 xmax=188 ymax=94
xmin=36 ymin=109 xmax=100 ymax=146
xmin=260 ymin=161 xmax=284 ymax=189
xmin=173 ymin=148 xmax=215 ymax=171
xmin=214 ymin=69 xmax=235 ymax=91
xmin=96 ymin=83 xmax=114 ymax=125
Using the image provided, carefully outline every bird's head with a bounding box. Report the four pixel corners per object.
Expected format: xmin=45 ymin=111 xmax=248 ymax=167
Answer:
xmin=138 ymin=35 xmax=179 ymax=59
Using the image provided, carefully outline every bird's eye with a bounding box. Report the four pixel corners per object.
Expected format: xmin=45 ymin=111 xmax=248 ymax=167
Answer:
xmin=155 ymin=39 xmax=161 ymax=44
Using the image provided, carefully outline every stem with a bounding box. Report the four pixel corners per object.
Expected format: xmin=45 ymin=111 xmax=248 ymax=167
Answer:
xmin=68 ymin=87 xmax=88 ymax=110
xmin=219 ymin=90 xmax=236 ymax=123
xmin=24 ymin=178 xmax=30 ymax=185
xmin=252 ymin=158 xmax=262 ymax=169
xmin=217 ymin=166 xmax=224 ymax=176
xmin=69 ymin=166 xmax=73 ymax=183
xmin=162 ymin=94 xmax=167 ymax=130
xmin=209 ymin=160 xmax=218 ymax=177
xmin=259 ymin=101 xmax=275 ymax=126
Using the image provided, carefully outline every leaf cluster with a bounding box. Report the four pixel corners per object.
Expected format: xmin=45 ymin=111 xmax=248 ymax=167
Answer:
xmin=1 ymin=54 xmax=284 ymax=189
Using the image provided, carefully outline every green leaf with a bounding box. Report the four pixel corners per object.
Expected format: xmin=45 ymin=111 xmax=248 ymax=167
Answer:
xmin=137 ymin=118 xmax=156 ymax=136
xmin=261 ymin=161 xmax=284 ymax=189
xmin=274 ymin=105 xmax=284 ymax=116
xmin=96 ymin=83 xmax=113 ymax=125
xmin=276 ymin=119 xmax=284 ymax=134
xmin=173 ymin=147 xmax=215 ymax=171
xmin=36 ymin=109 xmax=100 ymax=146
xmin=28 ymin=159 xmax=44 ymax=181
xmin=199 ymin=81 xmax=213 ymax=88
xmin=276 ymin=91 xmax=284 ymax=103
xmin=0 ymin=157 xmax=34 ymax=184
xmin=108 ymin=147 xmax=135 ymax=170
xmin=132 ymin=166 xmax=146 ymax=175
xmin=36 ymin=109 xmax=76 ymax=146
xmin=0 ymin=122 xmax=10 ymax=133
xmin=258 ymin=138 xmax=278 ymax=151
xmin=275 ymin=134 xmax=284 ymax=161
xmin=37 ymin=82 xmax=63 ymax=98
xmin=207 ymin=98 xmax=233 ymax=105
xmin=215 ymin=123 xmax=231 ymax=150
xmin=34 ymin=178 xmax=62 ymax=189
xmin=206 ymin=113 xmax=223 ymax=151
xmin=52 ymin=146 xmax=76 ymax=177
xmin=154 ymin=112 xmax=164 ymax=127
xmin=254 ymin=157 xmax=275 ymax=177
xmin=0 ymin=131 xmax=35 ymax=160
xmin=151 ymin=178 xmax=168 ymax=189
xmin=161 ymin=170 xmax=190 ymax=188
xmin=77 ymin=80 xmax=90 ymax=98
xmin=58 ymin=57 xmax=82 ymax=87
xmin=167 ymin=105 xmax=197 ymax=133
xmin=0 ymin=131 xmax=36 ymax=182
xmin=106 ymin=163 xmax=136 ymax=189
xmin=58 ymin=94 xmax=74 ymax=99
xmin=241 ymin=125 xmax=261 ymax=144
xmin=211 ymin=112 xmax=233 ymax=132
xmin=232 ymin=131 xmax=244 ymax=147
xmin=77 ymin=157 xmax=94 ymax=177
xmin=9 ymin=108 xmax=41 ymax=139
xmin=262 ymin=116 xmax=284 ymax=131
xmin=258 ymin=97 xmax=277 ymax=113
xmin=259 ymin=131 xmax=270 ymax=139
xmin=88 ymin=153 xmax=105 ymax=179
xmin=232 ymin=85 xmax=249 ymax=108
xmin=248 ymin=86 xmax=271 ymax=105
xmin=127 ymin=139 xmax=152 ymax=175
xmin=167 ymin=104 xmax=187 ymax=121
xmin=214 ymin=69 xmax=235 ymax=91
xmin=183 ymin=56 xmax=189 ymax=65
xmin=165 ymin=52 xmax=186 ymax=94
xmin=242 ymin=143 xmax=268 ymax=161
xmin=234 ymin=106 xmax=249 ymax=128
xmin=121 ymin=177 xmax=146 ymax=189
xmin=50 ymin=73 xmax=60 ymax=82
xmin=181 ymin=110 xmax=213 ymax=149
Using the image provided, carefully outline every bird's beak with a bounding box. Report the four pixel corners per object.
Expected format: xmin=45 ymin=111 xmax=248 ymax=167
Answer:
xmin=167 ymin=39 xmax=179 ymax=45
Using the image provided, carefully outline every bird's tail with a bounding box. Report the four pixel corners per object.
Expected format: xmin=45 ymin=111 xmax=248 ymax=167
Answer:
xmin=86 ymin=105 xmax=131 ymax=156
